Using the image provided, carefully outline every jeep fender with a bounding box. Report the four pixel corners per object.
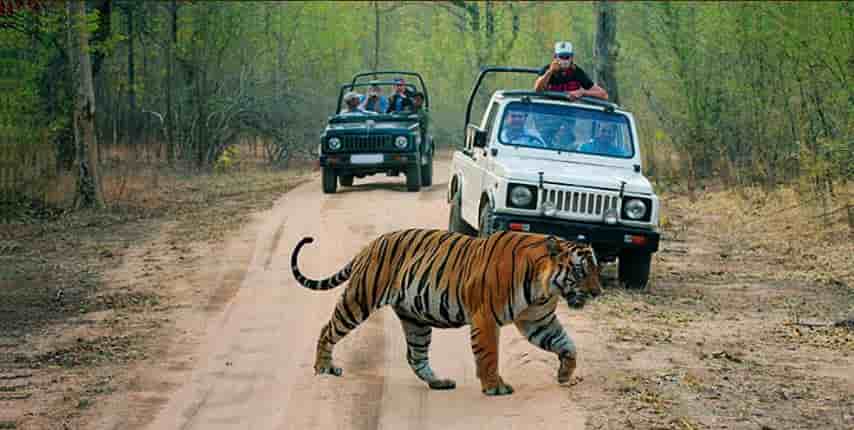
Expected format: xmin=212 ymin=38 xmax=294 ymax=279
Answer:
xmin=448 ymin=174 xmax=461 ymax=204
xmin=479 ymin=190 xmax=496 ymax=215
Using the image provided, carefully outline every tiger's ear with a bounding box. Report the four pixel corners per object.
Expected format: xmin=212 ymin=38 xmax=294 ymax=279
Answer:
xmin=546 ymin=236 xmax=561 ymax=257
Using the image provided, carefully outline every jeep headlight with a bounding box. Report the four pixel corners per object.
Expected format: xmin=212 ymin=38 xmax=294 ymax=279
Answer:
xmin=394 ymin=136 xmax=408 ymax=149
xmin=328 ymin=137 xmax=341 ymax=150
xmin=506 ymin=184 xmax=537 ymax=210
xmin=509 ymin=186 xmax=533 ymax=207
xmin=623 ymin=199 xmax=647 ymax=220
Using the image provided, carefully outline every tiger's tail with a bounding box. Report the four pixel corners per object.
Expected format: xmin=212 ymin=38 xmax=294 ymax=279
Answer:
xmin=290 ymin=237 xmax=353 ymax=291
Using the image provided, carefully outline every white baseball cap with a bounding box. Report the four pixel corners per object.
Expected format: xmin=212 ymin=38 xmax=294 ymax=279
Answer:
xmin=343 ymin=91 xmax=361 ymax=103
xmin=554 ymin=41 xmax=574 ymax=56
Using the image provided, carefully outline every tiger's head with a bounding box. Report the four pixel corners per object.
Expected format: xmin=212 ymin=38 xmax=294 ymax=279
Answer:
xmin=541 ymin=236 xmax=602 ymax=309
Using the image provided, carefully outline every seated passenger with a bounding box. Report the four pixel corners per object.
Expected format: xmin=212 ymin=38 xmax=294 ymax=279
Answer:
xmin=361 ymin=84 xmax=388 ymax=113
xmin=412 ymin=91 xmax=425 ymax=113
xmin=387 ymin=78 xmax=414 ymax=113
xmin=578 ymin=123 xmax=625 ymax=156
xmin=499 ymin=111 xmax=545 ymax=146
xmin=551 ymin=119 xmax=578 ymax=150
xmin=411 ymin=91 xmax=430 ymax=138
xmin=340 ymin=91 xmax=368 ymax=116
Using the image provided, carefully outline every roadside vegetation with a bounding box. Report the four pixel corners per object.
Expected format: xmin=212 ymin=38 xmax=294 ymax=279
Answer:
xmin=0 ymin=1 xmax=850 ymax=429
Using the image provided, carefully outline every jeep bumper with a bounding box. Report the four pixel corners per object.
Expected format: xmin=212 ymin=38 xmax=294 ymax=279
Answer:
xmin=491 ymin=213 xmax=660 ymax=254
xmin=319 ymin=153 xmax=419 ymax=171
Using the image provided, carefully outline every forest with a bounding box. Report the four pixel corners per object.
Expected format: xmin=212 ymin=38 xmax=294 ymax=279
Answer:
xmin=1 ymin=2 xmax=853 ymax=429
xmin=1 ymin=1 xmax=851 ymax=213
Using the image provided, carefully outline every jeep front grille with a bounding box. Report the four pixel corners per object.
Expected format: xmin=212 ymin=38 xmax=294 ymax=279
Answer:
xmin=341 ymin=135 xmax=396 ymax=152
xmin=541 ymin=187 xmax=619 ymax=220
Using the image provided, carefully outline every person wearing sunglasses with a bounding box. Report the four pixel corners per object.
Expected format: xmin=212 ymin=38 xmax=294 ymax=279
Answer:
xmin=387 ymin=78 xmax=414 ymax=114
xmin=534 ymin=41 xmax=609 ymax=101
xmin=361 ymin=84 xmax=389 ymax=113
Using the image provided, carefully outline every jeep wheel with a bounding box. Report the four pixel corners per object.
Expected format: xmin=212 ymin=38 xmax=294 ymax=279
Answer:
xmin=340 ymin=175 xmax=354 ymax=187
xmin=322 ymin=167 xmax=337 ymax=194
xmin=478 ymin=200 xmax=495 ymax=237
xmin=420 ymin=155 xmax=433 ymax=187
xmin=618 ymin=251 xmax=652 ymax=290
xmin=449 ymin=189 xmax=476 ymax=236
xmin=405 ymin=164 xmax=421 ymax=192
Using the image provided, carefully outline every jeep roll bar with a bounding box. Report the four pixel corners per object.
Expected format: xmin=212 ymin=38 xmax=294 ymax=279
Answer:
xmin=350 ymin=71 xmax=429 ymax=108
xmin=336 ymin=81 xmax=418 ymax=115
xmin=498 ymin=91 xmax=618 ymax=112
xmin=464 ymin=67 xmax=540 ymax=133
xmin=463 ymin=66 xmax=621 ymax=135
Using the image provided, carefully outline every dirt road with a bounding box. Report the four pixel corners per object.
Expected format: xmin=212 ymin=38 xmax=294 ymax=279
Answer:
xmin=138 ymin=159 xmax=592 ymax=429
xmin=79 ymin=157 xmax=852 ymax=430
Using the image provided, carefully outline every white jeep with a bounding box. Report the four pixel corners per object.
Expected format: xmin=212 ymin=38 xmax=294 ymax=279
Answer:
xmin=447 ymin=67 xmax=660 ymax=289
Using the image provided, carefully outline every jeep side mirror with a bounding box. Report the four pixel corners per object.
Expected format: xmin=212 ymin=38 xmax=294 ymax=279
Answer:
xmin=466 ymin=124 xmax=487 ymax=148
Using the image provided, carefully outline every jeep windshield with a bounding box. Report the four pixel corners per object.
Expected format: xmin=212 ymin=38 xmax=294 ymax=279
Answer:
xmin=497 ymin=102 xmax=634 ymax=158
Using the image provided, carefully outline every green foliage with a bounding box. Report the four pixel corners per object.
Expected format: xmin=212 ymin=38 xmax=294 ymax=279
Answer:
xmin=214 ymin=145 xmax=240 ymax=173
xmin=1 ymin=1 xmax=850 ymax=202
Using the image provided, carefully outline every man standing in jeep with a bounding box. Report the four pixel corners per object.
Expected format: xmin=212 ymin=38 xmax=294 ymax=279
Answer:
xmin=534 ymin=41 xmax=609 ymax=101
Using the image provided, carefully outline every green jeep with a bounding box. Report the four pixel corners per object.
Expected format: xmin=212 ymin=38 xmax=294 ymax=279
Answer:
xmin=318 ymin=71 xmax=434 ymax=194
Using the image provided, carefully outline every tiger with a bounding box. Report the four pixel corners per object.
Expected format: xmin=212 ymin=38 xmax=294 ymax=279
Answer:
xmin=290 ymin=228 xmax=602 ymax=396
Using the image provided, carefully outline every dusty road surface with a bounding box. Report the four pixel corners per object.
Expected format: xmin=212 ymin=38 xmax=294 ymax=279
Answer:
xmin=134 ymin=159 xmax=593 ymax=430
xmin=77 ymin=157 xmax=852 ymax=430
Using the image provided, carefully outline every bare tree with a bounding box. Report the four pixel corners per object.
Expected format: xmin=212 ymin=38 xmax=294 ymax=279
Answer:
xmin=68 ymin=0 xmax=104 ymax=208
xmin=594 ymin=1 xmax=619 ymax=104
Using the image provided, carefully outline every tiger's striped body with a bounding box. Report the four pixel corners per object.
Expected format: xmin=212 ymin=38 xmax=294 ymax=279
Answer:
xmin=291 ymin=229 xmax=601 ymax=395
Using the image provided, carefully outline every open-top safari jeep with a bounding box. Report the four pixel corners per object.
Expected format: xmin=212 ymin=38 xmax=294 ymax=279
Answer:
xmin=318 ymin=71 xmax=434 ymax=193
xmin=447 ymin=67 xmax=661 ymax=289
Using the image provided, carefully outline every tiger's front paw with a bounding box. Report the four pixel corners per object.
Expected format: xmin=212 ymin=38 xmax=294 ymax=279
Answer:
xmin=428 ymin=379 xmax=456 ymax=390
xmin=557 ymin=355 xmax=576 ymax=384
xmin=315 ymin=365 xmax=343 ymax=377
xmin=482 ymin=381 xmax=514 ymax=396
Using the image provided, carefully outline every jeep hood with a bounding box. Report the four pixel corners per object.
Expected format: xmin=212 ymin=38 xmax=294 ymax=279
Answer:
xmin=493 ymin=157 xmax=654 ymax=195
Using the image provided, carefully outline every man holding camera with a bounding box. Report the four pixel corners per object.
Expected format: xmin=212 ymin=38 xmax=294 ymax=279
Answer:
xmin=534 ymin=41 xmax=609 ymax=101
xmin=387 ymin=78 xmax=414 ymax=113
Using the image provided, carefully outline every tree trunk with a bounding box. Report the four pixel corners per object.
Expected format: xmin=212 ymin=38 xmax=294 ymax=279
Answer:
xmin=126 ymin=5 xmax=136 ymax=112
xmin=373 ymin=1 xmax=380 ymax=70
xmin=68 ymin=0 xmax=105 ymax=209
xmin=165 ymin=0 xmax=177 ymax=163
xmin=594 ymin=0 xmax=619 ymax=104
xmin=91 ymin=0 xmax=111 ymax=78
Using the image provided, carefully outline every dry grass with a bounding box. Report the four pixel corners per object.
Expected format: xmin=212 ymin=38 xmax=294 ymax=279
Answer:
xmin=665 ymin=183 xmax=853 ymax=288
xmin=32 ymin=141 xmax=314 ymax=210
xmin=582 ymin=182 xmax=854 ymax=430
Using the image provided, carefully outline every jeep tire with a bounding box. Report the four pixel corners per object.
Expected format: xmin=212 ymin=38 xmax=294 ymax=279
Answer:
xmin=618 ymin=251 xmax=652 ymax=290
xmin=420 ymin=155 xmax=433 ymax=187
xmin=322 ymin=167 xmax=337 ymax=194
xmin=405 ymin=164 xmax=421 ymax=192
xmin=449 ymin=188 xmax=476 ymax=236
xmin=478 ymin=200 xmax=495 ymax=237
xmin=340 ymin=175 xmax=354 ymax=187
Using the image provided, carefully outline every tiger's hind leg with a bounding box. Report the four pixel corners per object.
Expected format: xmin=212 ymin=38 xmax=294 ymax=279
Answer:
xmin=514 ymin=309 xmax=577 ymax=384
xmin=397 ymin=315 xmax=456 ymax=390
xmin=315 ymin=286 xmax=376 ymax=377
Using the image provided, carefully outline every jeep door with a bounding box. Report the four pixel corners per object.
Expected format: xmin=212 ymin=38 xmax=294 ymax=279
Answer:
xmin=460 ymin=101 xmax=500 ymax=224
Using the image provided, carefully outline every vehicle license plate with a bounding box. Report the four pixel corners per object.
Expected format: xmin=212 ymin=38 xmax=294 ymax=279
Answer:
xmin=351 ymin=154 xmax=384 ymax=164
